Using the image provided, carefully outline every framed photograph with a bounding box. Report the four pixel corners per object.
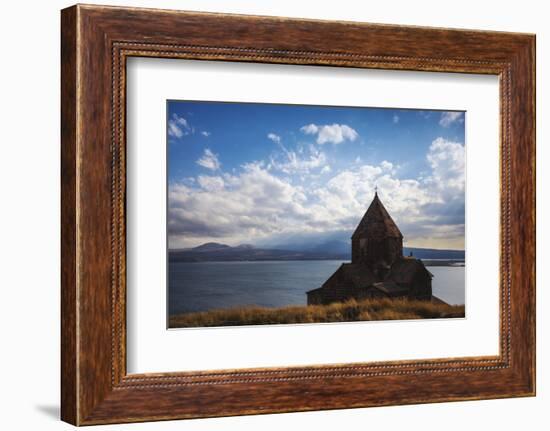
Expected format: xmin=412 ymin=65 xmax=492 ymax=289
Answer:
xmin=165 ymin=99 xmax=466 ymax=329
xmin=61 ymin=4 xmax=535 ymax=425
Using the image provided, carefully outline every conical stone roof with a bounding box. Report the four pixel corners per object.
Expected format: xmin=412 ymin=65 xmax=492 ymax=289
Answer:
xmin=351 ymin=192 xmax=403 ymax=240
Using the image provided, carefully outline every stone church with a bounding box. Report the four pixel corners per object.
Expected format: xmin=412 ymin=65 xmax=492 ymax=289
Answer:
xmin=307 ymin=191 xmax=436 ymax=305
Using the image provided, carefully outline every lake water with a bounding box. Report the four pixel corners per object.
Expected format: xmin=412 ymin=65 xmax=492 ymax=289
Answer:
xmin=168 ymin=260 xmax=465 ymax=316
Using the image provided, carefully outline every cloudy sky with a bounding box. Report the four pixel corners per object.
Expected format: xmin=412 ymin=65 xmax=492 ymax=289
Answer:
xmin=167 ymin=101 xmax=465 ymax=251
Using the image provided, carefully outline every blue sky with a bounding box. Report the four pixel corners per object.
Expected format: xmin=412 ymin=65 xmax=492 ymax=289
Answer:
xmin=167 ymin=100 xmax=465 ymax=250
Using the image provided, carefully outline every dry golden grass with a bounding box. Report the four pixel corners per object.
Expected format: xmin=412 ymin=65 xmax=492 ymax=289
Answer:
xmin=169 ymin=297 xmax=465 ymax=328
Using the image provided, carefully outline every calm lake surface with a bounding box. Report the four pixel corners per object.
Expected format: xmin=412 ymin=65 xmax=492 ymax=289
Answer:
xmin=168 ymin=260 xmax=465 ymax=316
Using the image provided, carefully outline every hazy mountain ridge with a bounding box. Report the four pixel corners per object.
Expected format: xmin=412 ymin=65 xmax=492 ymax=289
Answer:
xmin=169 ymin=242 xmax=465 ymax=262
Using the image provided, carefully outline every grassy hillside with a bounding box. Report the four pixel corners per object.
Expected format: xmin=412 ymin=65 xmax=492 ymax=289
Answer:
xmin=169 ymin=297 xmax=465 ymax=328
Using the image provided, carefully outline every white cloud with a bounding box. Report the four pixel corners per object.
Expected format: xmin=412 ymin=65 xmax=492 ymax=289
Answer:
xmin=392 ymin=114 xmax=399 ymax=124
xmin=380 ymin=160 xmax=394 ymax=171
xmin=196 ymin=148 xmax=221 ymax=171
xmin=310 ymin=138 xmax=464 ymax=248
xmin=170 ymin=137 xmax=465 ymax=249
xmin=271 ymin=145 xmax=328 ymax=175
xmin=439 ymin=111 xmax=464 ymax=127
xmin=267 ymin=133 xmax=281 ymax=144
xmin=313 ymin=165 xmax=432 ymax=229
xmin=201 ymin=131 xmax=211 ymax=137
xmin=418 ymin=111 xmax=432 ymax=119
xmin=197 ymin=175 xmax=224 ymax=191
xmin=168 ymin=114 xmax=192 ymax=138
xmin=300 ymin=123 xmax=359 ymax=145
xmin=300 ymin=124 xmax=318 ymax=135
xmin=426 ymin=137 xmax=465 ymax=194
xmin=169 ymin=162 xmax=310 ymax=246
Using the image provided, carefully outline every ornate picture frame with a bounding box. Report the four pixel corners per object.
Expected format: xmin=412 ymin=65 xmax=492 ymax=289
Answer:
xmin=61 ymin=4 xmax=535 ymax=425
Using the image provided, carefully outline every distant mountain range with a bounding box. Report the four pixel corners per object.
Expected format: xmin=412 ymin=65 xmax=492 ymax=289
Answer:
xmin=169 ymin=242 xmax=465 ymax=263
